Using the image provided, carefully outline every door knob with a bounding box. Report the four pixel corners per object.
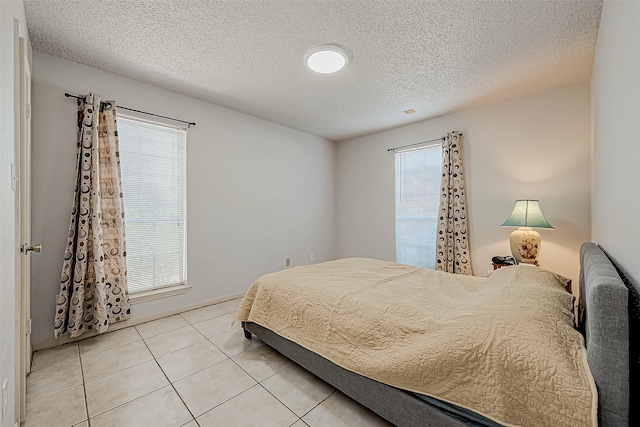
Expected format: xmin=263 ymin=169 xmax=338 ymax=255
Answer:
xmin=22 ymin=243 xmax=42 ymax=254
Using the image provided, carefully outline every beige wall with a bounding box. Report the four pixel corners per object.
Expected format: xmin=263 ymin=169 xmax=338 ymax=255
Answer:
xmin=30 ymin=53 xmax=337 ymax=347
xmin=337 ymin=83 xmax=591 ymax=283
xmin=590 ymin=0 xmax=640 ymax=285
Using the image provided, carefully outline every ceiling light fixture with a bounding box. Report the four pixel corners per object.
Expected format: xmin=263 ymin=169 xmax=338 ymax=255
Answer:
xmin=305 ymin=45 xmax=349 ymax=74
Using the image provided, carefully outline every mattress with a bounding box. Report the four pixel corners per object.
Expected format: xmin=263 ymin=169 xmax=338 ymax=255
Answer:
xmin=236 ymin=258 xmax=597 ymax=427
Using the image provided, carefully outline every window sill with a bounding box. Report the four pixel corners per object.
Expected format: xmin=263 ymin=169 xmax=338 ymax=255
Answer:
xmin=129 ymin=283 xmax=192 ymax=304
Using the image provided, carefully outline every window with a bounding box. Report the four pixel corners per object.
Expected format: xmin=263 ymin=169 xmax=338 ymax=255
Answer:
xmin=395 ymin=145 xmax=442 ymax=269
xmin=118 ymin=116 xmax=187 ymax=294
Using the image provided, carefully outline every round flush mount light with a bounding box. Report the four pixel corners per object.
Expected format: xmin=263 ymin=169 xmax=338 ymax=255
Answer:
xmin=305 ymin=45 xmax=349 ymax=74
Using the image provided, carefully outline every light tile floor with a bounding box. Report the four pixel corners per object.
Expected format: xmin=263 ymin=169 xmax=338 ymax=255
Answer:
xmin=25 ymin=298 xmax=393 ymax=427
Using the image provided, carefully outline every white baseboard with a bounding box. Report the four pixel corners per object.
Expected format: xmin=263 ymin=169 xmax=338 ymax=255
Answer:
xmin=31 ymin=292 xmax=246 ymax=352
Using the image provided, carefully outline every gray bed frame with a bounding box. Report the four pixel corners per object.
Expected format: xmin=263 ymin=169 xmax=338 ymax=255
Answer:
xmin=243 ymin=243 xmax=636 ymax=426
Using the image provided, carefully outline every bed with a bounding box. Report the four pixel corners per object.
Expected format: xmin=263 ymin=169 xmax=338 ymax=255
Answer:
xmin=237 ymin=243 xmax=636 ymax=426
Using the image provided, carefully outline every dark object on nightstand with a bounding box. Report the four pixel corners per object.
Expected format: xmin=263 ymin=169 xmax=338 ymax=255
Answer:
xmin=492 ymin=256 xmax=516 ymax=270
xmin=492 ymin=256 xmax=516 ymax=265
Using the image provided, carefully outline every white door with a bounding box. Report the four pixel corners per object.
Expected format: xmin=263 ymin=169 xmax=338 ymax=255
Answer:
xmin=18 ymin=34 xmax=35 ymax=423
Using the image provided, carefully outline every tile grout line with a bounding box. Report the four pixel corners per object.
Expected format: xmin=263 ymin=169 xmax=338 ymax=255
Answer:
xmin=78 ymin=342 xmax=92 ymax=427
xmin=175 ymin=336 xmax=275 ymax=422
xmin=80 ymin=339 xmax=154 ymax=383
xmin=26 ymin=301 xmax=242 ymax=425
xmin=228 ymin=354 xmax=325 ymax=424
xmin=258 ymin=371 xmax=336 ymax=422
xmin=114 ymin=306 xmax=238 ymax=425
xmin=255 ymin=381 xmax=302 ymax=423
xmin=31 ymin=300 xmax=251 ymax=426
xmin=229 ymin=348 xmax=290 ymax=384
xmin=83 ymin=371 xmax=170 ymax=421
xmin=83 ymin=328 xmax=167 ymax=421
xmin=23 ymin=358 xmax=82 ymax=404
xmin=226 ymin=336 xmax=332 ymax=423
xmin=138 ymin=328 xmax=201 ymax=425
xmin=186 ymin=340 xmax=265 ymax=416
xmin=86 ymin=322 xmax=207 ymax=421
xmin=215 ymin=298 xmax=334 ymax=423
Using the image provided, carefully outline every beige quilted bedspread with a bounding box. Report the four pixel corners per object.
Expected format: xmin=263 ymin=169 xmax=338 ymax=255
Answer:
xmin=236 ymin=258 xmax=597 ymax=427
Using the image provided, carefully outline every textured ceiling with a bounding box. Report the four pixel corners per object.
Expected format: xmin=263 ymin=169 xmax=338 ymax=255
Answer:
xmin=24 ymin=0 xmax=602 ymax=141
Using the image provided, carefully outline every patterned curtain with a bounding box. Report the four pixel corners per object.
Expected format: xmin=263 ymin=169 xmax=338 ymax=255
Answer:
xmin=54 ymin=93 xmax=130 ymax=338
xmin=435 ymin=131 xmax=472 ymax=275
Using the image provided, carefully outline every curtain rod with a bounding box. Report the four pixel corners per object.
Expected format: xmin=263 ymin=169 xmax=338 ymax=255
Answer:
xmin=387 ymin=133 xmax=463 ymax=152
xmin=64 ymin=93 xmax=196 ymax=128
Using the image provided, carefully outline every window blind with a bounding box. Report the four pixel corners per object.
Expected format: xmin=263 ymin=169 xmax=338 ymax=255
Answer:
xmin=118 ymin=116 xmax=187 ymax=294
xmin=395 ymin=145 xmax=442 ymax=269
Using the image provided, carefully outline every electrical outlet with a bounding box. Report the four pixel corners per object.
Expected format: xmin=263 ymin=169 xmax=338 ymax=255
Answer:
xmin=285 ymin=258 xmax=291 ymax=267
xmin=310 ymin=253 xmax=315 ymax=261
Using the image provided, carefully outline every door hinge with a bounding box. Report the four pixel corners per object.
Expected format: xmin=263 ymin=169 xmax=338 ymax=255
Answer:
xmin=10 ymin=163 xmax=17 ymax=191
xmin=26 ymin=319 xmax=31 ymax=335
xmin=27 ymin=104 xmax=31 ymax=119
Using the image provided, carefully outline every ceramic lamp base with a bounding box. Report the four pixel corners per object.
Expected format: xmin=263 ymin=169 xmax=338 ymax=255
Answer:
xmin=509 ymin=227 xmax=540 ymax=264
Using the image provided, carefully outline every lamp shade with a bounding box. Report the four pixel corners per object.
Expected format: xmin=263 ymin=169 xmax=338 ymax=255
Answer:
xmin=501 ymin=200 xmax=554 ymax=229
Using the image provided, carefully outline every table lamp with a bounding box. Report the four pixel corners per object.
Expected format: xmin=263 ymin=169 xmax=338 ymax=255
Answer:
xmin=501 ymin=200 xmax=554 ymax=265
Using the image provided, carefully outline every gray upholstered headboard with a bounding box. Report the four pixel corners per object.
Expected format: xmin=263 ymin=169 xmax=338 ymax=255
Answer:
xmin=579 ymin=242 xmax=630 ymax=427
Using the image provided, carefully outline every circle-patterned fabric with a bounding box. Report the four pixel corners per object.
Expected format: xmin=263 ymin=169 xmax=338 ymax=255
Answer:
xmin=435 ymin=131 xmax=472 ymax=275
xmin=54 ymin=92 xmax=131 ymax=339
